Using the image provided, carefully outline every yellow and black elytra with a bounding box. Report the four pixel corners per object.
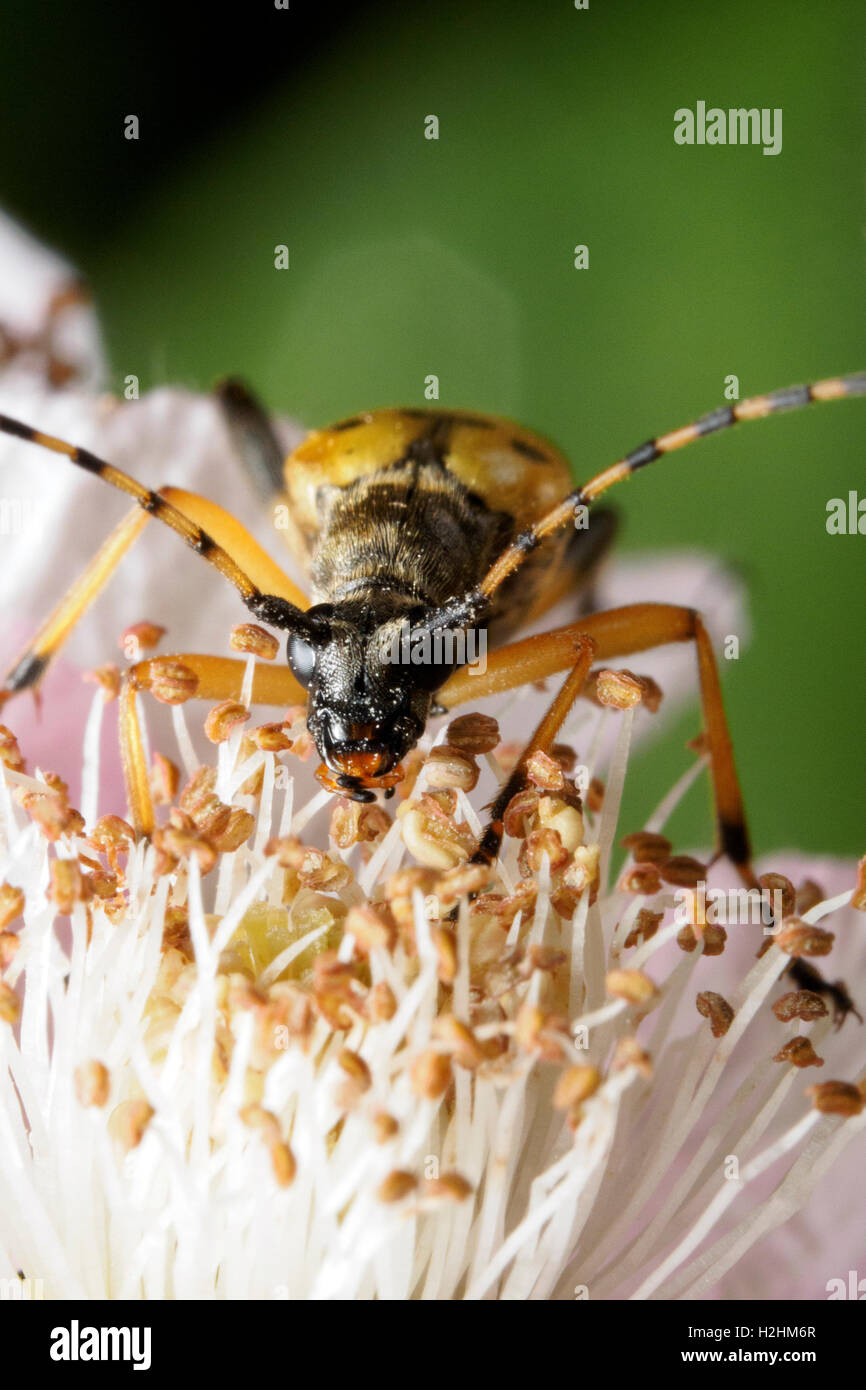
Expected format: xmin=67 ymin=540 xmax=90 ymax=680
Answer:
xmin=1 ymin=373 xmax=865 ymax=1020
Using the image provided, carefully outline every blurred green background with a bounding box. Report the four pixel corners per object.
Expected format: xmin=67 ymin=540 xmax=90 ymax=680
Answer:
xmin=2 ymin=0 xmax=864 ymax=856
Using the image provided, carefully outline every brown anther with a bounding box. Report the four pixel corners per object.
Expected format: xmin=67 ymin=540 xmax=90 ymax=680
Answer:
xmin=852 ymin=856 xmax=866 ymax=912
xmin=686 ymin=731 xmax=710 ymax=756
xmin=624 ymin=907 xmax=663 ymax=950
xmin=772 ymin=990 xmax=829 ymax=1023
xmin=515 ymin=1003 xmax=545 ymax=1052
xmin=265 ymin=836 xmax=352 ymax=891
xmin=551 ymin=886 xmax=583 ymax=918
xmin=74 ymin=1060 xmax=110 ymax=1107
xmin=586 ymin=777 xmax=605 ymax=813
xmin=773 ymin=1037 xmax=824 ymax=1068
xmin=186 ymin=794 xmax=232 ymax=843
xmin=49 ymin=859 xmax=87 ymax=914
xmin=283 ymin=706 xmax=315 ymax=761
xmin=108 ymin=1099 xmax=154 ymax=1152
xmin=417 ymin=789 xmax=458 ymax=821
xmin=677 ymin=922 xmax=727 ymax=955
xmin=0 ymin=883 xmax=24 ymax=931
xmin=431 ymin=925 xmax=458 ymax=982
xmin=154 ymin=825 xmax=217 ymax=876
xmin=395 ymin=747 xmax=425 ymax=800
xmin=230 ymin=623 xmax=279 ymax=661
xmin=179 ymin=766 xmax=217 ymax=813
xmin=162 ymin=907 xmax=192 ymax=957
xmin=212 ymin=808 xmax=256 ymax=854
xmin=0 ymin=981 xmax=19 ymax=1024
xmin=0 ymin=933 xmax=20 ymax=969
xmin=519 ymin=827 xmax=569 ymax=877
xmin=270 ymin=1142 xmax=297 ymax=1188
xmin=150 ymin=752 xmax=180 ymax=805
xmin=311 ymin=952 xmax=364 ymax=1031
xmin=337 ymin=1047 xmax=371 ymax=1086
xmin=204 ymin=700 xmax=251 ymax=744
xmin=530 ymin=1013 xmax=572 ymax=1063
xmin=446 ymin=712 xmax=500 ymax=755
xmin=696 ymin=991 xmax=734 ymax=1037
xmin=366 ymin=981 xmax=398 ymax=1023
xmin=493 ymin=742 xmax=522 ymax=776
xmin=562 ymin=844 xmax=600 ymax=897
xmin=237 ymin=735 xmax=266 ymax=798
xmin=758 ymin=872 xmax=796 ymax=921
xmin=502 ymin=786 xmax=540 ymax=839
xmin=423 ymin=744 xmax=479 ymax=792
xmin=83 ymin=663 xmax=122 ymax=702
xmin=385 ymin=868 xmax=438 ymax=936
xmin=636 ymin=675 xmax=663 ymax=712
xmin=606 ymin=969 xmax=659 ymax=1007
xmin=145 ymin=658 xmax=199 ymax=705
xmin=399 ymin=801 xmax=473 ymax=871
xmin=345 ymin=903 xmax=397 ymax=955
xmin=20 ymin=788 xmax=85 ymax=842
xmin=384 ymin=866 xmax=439 ymax=902
xmin=372 ymin=1111 xmax=399 ymax=1143
xmin=551 ymin=743 xmax=578 ymax=774
xmin=0 ymin=725 xmax=25 ymax=773
xmin=525 ymin=748 xmax=566 ymax=791
xmin=553 ymin=1064 xmax=601 ymax=1110
xmin=433 ymin=862 xmax=493 ymax=907
xmin=805 ymin=1081 xmax=864 ymax=1117
xmin=658 ymin=854 xmax=706 ymax=888
xmin=776 ymin=919 xmax=835 ymax=958
xmin=252 ymin=721 xmax=294 ymax=752
xmin=470 ymin=880 xmax=537 ymax=928
xmin=619 ymin=863 xmax=662 ymax=896
xmin=621 ymin=830 xmax=672 ymax=864
xmin=611 ymin=1036 xmax=652 ymax=1078
xmin=377 ymin=1170 xmax=418 ymax=1204
xmin=410 ymin=1049 xmax=452 ymax=1100
xmin=88 ymin=815 xmax=136 ymax=860
xmin=795 ymin=879 xmax=826 ymax=915
xmin=425 ymin=1173 xmax=474 ymax=1202
xmin=523 ymin=947 xmax=567 ymax=980
xmin=594 ymin=668 xmax=649 ymax=710
xmin=432 ymin=1016 xmax=486 ymax=1069
xmin=240 ymin=1102 xmax=282 ymax=1144
xmin=267 ymin=981 xmax=316 ymax=1047
xmin=329 ymin=800 xmax=364 ymax=850
xmin=333 ymin=799 xmax=390 ymax=850
xmin=120 ymin=620 xmax=165 ymax=657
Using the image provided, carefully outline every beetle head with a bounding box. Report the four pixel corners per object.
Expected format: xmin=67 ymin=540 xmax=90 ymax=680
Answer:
xmin=286 ymin=596 xmax=464 ymax=801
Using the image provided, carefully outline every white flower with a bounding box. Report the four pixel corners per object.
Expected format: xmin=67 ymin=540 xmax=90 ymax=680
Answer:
xmin=0 ymin=214 xmax=863 ymax=1303
xmin=1 ymin=682 xmax=863 ymax=1301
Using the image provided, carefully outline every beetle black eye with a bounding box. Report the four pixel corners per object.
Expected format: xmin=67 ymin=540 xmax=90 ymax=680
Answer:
xmin=287 ymin=633 xmax=317 ymax=688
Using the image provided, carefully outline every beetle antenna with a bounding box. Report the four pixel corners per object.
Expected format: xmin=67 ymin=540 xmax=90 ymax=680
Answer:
xmin=476 ymin=371 xmax=866 ymax=602
xmin=0 ymin=413 xmax=313 ymax=632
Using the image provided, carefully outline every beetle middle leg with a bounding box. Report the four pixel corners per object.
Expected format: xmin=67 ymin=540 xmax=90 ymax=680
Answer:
xmin=440 ymin=602 xmax=749 ymax=875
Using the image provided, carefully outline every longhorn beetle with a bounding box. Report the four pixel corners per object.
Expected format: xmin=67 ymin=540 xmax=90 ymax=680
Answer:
xmin=0 ymin=373 xmax=863 ymax=1013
